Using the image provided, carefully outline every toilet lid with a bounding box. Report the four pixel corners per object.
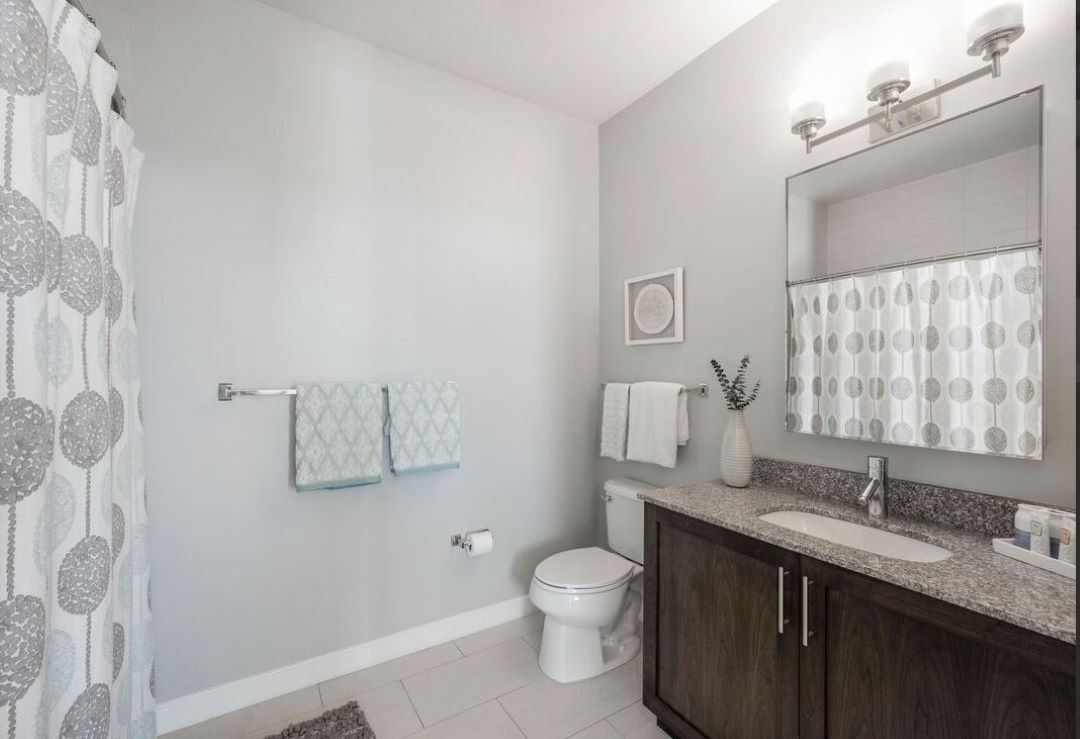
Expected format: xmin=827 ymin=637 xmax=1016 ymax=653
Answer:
xmin=535 ymin=547 xmax=635 ymax=590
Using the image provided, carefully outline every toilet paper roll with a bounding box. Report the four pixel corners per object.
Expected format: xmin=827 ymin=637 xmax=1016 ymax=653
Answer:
xmin=465 ymin=530 xmax=493 ymax=557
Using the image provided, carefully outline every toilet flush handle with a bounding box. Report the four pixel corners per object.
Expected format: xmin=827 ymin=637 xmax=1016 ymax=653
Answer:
xmin=599 ymin=493 xmax=612 ymax=502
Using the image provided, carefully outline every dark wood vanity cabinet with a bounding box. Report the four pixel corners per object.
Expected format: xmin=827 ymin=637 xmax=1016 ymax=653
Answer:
xmin=798 ymin=557 xmax=1075 ymax=739
xmin=643 ymin=504 xmax=1077 ymax=739
xmin=643 ymin=503 xmax=800 ymax=738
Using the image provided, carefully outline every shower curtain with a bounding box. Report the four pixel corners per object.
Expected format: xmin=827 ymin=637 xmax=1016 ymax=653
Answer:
xmin=785 ymin=247 xmax=1043 ymax=458
xmin=2 ymin=1 xmax=154 ymax=737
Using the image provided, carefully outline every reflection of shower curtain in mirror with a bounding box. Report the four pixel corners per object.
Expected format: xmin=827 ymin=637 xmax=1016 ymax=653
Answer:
xmin=785 ymin=246 xmax=1042 ymax=459
xmin=2 ymin=1 xmax=154 ymax=736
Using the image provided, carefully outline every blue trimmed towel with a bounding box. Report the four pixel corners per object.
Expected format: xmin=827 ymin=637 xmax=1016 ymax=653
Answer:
xmin=386 ymin=381 xmax=461 ymax=474
xmin=294 ymin=383 xmax=384 ymax=491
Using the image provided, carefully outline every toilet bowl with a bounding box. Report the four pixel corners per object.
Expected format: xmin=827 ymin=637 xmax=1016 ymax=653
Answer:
xmin=528 ymin=478 xmax=654 ymax=683
xmin=529 ymin=546 xmax=644 ymax=683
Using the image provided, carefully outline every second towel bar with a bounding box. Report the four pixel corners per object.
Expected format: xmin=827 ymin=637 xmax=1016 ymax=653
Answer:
xmin=602 ymin=383 xmax=710 ymax=398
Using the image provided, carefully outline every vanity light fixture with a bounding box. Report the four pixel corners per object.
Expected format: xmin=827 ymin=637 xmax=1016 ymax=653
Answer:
xmin=791 ymin=1 xmax=1024 ymax=153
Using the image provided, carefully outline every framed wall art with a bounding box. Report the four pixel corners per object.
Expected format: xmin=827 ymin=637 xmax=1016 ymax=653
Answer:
xmin=624 ymin=267 xmax=683 ymax=346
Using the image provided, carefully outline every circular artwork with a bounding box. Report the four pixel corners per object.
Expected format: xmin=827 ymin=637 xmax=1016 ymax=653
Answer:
xmin=633 ymin=284 xmax=674 ymax=335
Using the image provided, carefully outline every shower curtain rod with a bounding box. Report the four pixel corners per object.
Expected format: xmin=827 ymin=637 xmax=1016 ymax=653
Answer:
xmin=70 ymin=0 xmax=126 ymax=119
xmin=785 ymin=241 xmax=1040 ymax=288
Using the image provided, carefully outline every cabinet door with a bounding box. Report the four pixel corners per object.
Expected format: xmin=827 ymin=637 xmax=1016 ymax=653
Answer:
xmin=643 ymin=504 xmax=799 ymax=739
xmin=799 ymin=556 xmax=1076 ymax=739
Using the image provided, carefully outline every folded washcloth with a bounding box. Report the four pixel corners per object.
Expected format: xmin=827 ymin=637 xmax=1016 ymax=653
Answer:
xmin=600 ymin=383 xmax=631 ymax=461
xmin=294 ymin=383 xmax=384 ymax=491
xmin=626 ymin=382 xmax=688 ymax=468
xmin=386 ymin=381 xmax=461 ymax=474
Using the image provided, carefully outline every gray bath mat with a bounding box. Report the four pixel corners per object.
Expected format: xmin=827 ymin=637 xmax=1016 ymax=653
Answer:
xmin=264 ymin=701 xmax=376 ymax=739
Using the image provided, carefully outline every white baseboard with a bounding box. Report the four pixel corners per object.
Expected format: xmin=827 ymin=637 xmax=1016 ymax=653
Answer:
xmin=156 ymin=594 xmax=537 ymax=734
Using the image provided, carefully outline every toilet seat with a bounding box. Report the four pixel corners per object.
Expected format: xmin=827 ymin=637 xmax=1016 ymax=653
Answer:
xmin=534 ymin=547 xmax=636 ymax=593
xmin=532 ymin=573 xmax=632 ymax=596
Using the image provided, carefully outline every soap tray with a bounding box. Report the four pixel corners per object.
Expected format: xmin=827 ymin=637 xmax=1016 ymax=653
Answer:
xmin=992 ymin=538 xmax=1076 ymax=580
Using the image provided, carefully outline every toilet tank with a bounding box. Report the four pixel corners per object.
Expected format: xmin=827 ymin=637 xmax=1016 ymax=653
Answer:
xmin=603 ymin=478 xmax=655 ymax=565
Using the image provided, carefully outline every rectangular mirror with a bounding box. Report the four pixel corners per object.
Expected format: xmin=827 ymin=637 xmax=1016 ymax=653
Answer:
xmin=785 ymin=89 xmax=1042 ymax=458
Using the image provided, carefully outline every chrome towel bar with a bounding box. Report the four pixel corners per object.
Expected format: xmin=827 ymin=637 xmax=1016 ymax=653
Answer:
xmin=602 ymin=383 xmax=710 ymax=398
xmin=218 ymin=383 xmax=297 ymax=400
xmin=217 ymin=383 xmax=397 ymax=401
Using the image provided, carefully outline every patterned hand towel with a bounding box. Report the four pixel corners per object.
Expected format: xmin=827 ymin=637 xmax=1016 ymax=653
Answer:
xmin=600 ymin=383 xmax=630 ymax=460
xmin=386 ymin=381 xmax=461 ymax=474
xmin=294 ymin=383 xmax=384 ymax=491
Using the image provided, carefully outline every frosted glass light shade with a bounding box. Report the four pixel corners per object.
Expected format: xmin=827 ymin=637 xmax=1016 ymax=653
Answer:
xmin=790 ymin=100 xmax=825 ymax=127
xmin=967 ymin=2 xmax=1024 ymax=46
xmin=866 ymin=60 xmax=910 ymax=92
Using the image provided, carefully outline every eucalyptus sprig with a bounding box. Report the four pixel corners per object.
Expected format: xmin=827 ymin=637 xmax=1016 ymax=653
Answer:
xmin=710 ymin=354 xmax=761 ymax=411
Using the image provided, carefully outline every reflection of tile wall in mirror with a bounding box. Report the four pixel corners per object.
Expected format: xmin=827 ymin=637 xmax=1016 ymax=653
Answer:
xmin=824 ymin=145 xmax=1039 ymax=275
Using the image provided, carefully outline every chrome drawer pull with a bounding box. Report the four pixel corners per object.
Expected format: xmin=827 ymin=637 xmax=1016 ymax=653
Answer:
xmin=801 ymin=576 xmax=814 ymax=647
xmin=777 ymin=567 xmax=788 ymax=634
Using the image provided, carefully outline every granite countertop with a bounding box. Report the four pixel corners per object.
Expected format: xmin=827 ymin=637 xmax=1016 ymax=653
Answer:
xmin=640 ymin=480 xmax=1076 ymax=644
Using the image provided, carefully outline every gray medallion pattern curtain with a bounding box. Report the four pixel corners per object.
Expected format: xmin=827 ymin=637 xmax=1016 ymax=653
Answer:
xmin=786 ymin=246 xmax=1042 ymax=458
xmin=1 ymin=1 xmax=154 ymax=737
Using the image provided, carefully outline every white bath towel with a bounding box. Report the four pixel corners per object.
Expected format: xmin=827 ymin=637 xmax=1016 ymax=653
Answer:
xmin=600 ymin=383 xmax=631 ymax=460
xmin=626 ymin=382 xmax=688 ymax=468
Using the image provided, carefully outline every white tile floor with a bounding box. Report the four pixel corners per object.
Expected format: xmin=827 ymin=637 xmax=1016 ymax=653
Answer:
xmin=161 ymin=613 xmax=668 ymax=739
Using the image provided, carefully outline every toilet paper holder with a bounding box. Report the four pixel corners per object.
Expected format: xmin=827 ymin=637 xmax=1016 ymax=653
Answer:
xmin=450 ymin=529 xmax=490 ymax=551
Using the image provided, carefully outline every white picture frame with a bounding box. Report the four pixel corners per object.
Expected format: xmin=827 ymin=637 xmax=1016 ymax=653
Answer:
xmin=624 ymin=267 xmax=684 ymax=345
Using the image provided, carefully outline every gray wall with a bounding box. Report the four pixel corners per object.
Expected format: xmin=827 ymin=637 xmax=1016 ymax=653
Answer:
xmin=599 ymin=0 xmax=1075 ymax=508
xmin=124 ymin=0 xmax=599 ymax=700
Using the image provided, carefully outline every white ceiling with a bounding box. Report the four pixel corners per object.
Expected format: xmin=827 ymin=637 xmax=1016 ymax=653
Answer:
xmin=254 ymin=0 xmax=779 ymax=124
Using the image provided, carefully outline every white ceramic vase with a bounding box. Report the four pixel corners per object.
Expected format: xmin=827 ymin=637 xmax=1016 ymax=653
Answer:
xmin=721 ymin=410 xmax=752 ymax=487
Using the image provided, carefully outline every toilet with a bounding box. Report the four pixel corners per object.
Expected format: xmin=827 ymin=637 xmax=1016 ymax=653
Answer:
xmin=529 ymin=478 xmax=653 ymax=683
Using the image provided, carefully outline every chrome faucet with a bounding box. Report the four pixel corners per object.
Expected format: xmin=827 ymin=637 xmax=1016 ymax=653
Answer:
xmin=858 ymin=456 xmax=887 ymax=519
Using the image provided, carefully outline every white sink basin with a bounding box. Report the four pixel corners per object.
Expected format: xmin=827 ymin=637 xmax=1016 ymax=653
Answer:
xmin=759 ymin=511 xmax=952 ymax=562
